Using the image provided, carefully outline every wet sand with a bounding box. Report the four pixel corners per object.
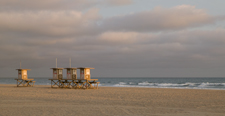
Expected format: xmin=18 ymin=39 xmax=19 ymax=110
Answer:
xmin=0 ymin=84 xmax=225 ymax=116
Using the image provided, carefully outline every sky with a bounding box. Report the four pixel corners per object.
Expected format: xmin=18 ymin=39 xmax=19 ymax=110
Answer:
xmin=1 ymin=0 xmax=225 ymax=78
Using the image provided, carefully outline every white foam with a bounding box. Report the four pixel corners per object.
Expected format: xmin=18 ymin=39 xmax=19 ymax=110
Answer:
xmin=119 ymin=82 xmax=127 ymax=85
xmin=138 ymin=81 xmax=155 ymax=86
xmin=109 ymin=82 xmax=225 ymax=90
xmin=129 ymin=82 xmax=136 ymax=85
xmin=198 ymin=82 xmax=225 ymax=87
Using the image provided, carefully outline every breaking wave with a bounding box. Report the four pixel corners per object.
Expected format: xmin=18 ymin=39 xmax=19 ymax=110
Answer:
xmin=112 ymin=82 xmax=225 ymax=90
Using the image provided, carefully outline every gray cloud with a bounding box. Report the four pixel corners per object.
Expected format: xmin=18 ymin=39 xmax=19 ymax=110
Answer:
xmin=0 ymin=0 xmax=133 ymax=11
xmin=0 ymin=9 xmax=100 ymax=37
xmin=101 ymin=5 xmax=214 ymax=32
xmin=107 ymin=0 xmax=133 ymax=6
xmin=0 ymin=0 xmax=98 ymax=11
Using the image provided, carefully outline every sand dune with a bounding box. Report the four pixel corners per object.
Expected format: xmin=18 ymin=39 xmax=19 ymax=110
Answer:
xmin=0 ymin=84 xmax=225 ymax=116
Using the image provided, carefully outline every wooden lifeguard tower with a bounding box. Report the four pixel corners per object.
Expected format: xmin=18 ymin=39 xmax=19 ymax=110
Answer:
xmin=73 ymin=67 xmax=99 ymax=89
xmin=77 ymin=67 xmax=94 ymax=79
xmin=50 ymin=58 xmax=64 ymax=79
xmin=49 ymin=68 xmax=64 ymax=87
xmin=49 ymin=58 xmax=66 ymax=87
xmin=65 ymin=68 xmax=77 ymax=79
xmin=51 ymin=68 xmax=64 ymax=79
xmin=65 ymin=58 xmax=77 ymax=79
xmin=15 ymin=69 xmax=35 ymax=87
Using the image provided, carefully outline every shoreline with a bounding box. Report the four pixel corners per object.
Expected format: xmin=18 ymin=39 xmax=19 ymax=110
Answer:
xmin=1 ymin=83 xmax=225 ymax=91
xmin=1 ymin=84 xmax=225 ymax=116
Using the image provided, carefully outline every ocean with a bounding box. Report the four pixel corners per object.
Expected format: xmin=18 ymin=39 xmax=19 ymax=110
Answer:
xmin=1 ymin=77 xmax=225 ymax=90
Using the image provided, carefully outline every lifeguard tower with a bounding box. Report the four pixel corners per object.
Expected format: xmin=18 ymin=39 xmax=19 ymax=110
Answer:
xmin=65 ymin=68 xmax=77 ymax=79
xmin=49 ymin=58 xmax=65 ymax=87
xmin=77 ymin=67 xmax=94 ymax=79
xmin=17 ymin=69 xmax=30 ymax=79
xmin=51 ymin=68 xmax=64 ymax=79
xmin=65 ymin=58 xmax=77 ymax=79
xmin=70 ymin=67 xmax=99 ymax=89
xmin=49 ymin=68 xmax=64 ymax=88
xmin=50 ymin=58 xmax=64 ymax=79
xmin=15 ymin=69 xmax=35 ymax=87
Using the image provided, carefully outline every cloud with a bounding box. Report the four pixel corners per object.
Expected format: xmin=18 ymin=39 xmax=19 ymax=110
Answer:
xmin=101 ymin=5 xmax=214 ymax=32
xmin=0 ymin=0 xmax=133 ymax=11
xmin=99 ymin=32 xmax=139 ymax=44
xmin=0 ymin=0 xmax=98 ymax=11
xmin=107 ymin=0 xmax=133 ymax=6
xmin=74 ymin=28 xmax=225 ymax=70
xmin=0 ymin=5 xmax=220 ymax=39
xmin=0 ymin=9 xmax=100 ymax=37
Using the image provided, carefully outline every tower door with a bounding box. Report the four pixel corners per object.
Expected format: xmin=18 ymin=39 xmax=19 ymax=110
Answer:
xmin=53 ymin=70 xmax=57 ymax=79
xmin=67 ymin=70 xmax=71 ymax=79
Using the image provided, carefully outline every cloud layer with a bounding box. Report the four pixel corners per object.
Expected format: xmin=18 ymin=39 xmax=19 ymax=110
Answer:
xmin=0 ymin=2 xmax=225 ymax=77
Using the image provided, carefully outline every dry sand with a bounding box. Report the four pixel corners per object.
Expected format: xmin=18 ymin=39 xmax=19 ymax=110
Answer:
xmin=0 ymin=84 xmax=225 ymax=116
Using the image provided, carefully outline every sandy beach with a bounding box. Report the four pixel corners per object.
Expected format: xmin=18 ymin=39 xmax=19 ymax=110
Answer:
xmin=0 ymin=84 xmax=225 ymax=116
